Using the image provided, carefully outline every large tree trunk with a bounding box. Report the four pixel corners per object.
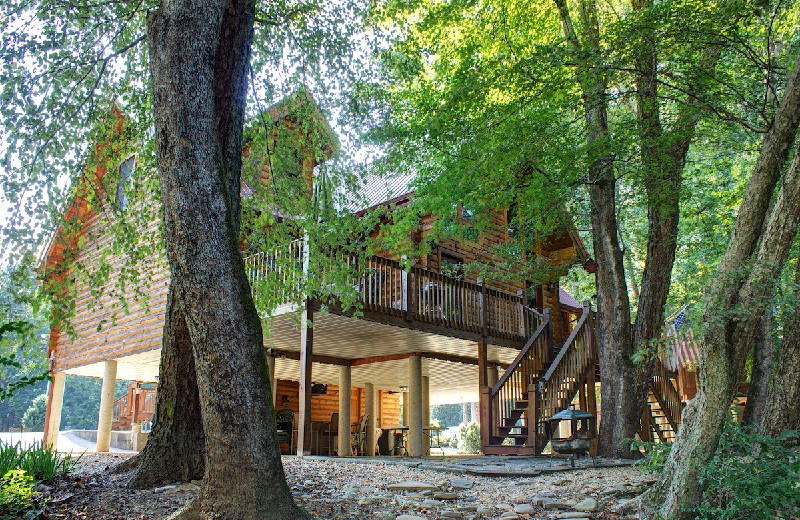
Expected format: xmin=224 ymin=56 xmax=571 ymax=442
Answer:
xmin=128 ymin=285 xmax=205 ymax=488
xmin=640 ymin=50 xmax=800 ymax=519
xmin=145 ymin=0 xmax=307 ymax=517
xmin=760 ymin=256 xmax=800 ymax=435
xmin=554 ymin=0 xmax=637 ymax=459
xmin=742 ymin=310 xmax=773 ymax=427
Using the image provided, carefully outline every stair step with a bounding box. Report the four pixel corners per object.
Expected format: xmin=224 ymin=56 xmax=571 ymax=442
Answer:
xmin=482 ymin=444 xmax=539 ymax=456
xmin=498 ymin=426 xmax=528 ymax=433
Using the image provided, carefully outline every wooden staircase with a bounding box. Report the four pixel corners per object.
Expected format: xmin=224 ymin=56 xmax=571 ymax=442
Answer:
xmin=640 ymin=362 xmax=684 ymax=443
xmin=480 ymin=302 xmax=597 ymax=455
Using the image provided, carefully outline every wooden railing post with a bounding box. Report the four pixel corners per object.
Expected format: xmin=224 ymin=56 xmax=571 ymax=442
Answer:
xmin=402 ymin=268 xmax=410 ymax=321
xmin=527 ymin=383 xmax=538 ymax=452
xmin=517 ymin=289 xmax=526 ymax=338
xmin=478 ymin=280 xmax=488 ymax=339
xmin=543 ymin=308 xmax=553 ymax=360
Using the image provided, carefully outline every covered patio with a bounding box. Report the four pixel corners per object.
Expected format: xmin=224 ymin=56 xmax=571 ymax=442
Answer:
xmin=50 ymin=309 xmax=518 ymax=457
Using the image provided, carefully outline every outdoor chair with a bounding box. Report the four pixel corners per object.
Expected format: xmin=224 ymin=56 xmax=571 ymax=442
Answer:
xmin=351 ymin=414 xmax=369 ymax=455
xmin=319 ymin=412 xmax=338 ymax=455
xmin=276 ymin=408 xmax=295 ymax=454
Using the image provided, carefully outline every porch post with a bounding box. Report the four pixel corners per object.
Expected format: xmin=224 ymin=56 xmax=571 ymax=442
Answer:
xmin=266 ymin=354 xmax=277 ymax=408
xmin=407 ymin=355 xmax=424 ymax=457
xmin=96 ymin=360 xmax=118 ymax=453
xmin=43 ymin=371 xmax=66 ymax=450
xmin=422 ymin=375 xmax=430 ymax=455
xmin=297 ymin=303 xmax=314 ymax=456
xmin=365 ymin=383 xmax=376 ymax=456
xmin=338 ymin=365 xmax=352 ymax=456
xmin=487 ymin=365 xmax=499 ymax=387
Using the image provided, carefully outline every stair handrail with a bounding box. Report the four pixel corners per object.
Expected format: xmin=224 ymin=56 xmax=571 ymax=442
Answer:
xmin=650 ymin=362 xmax=683 ymax=431
xmin=537 ymin=301 xmax=591 ymax=392
xmin=490 ymin=309 xmax=551 ymax=396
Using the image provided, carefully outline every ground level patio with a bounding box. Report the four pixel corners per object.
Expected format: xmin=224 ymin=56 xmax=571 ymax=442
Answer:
xmin=37 ymin=452 xmax=645 ymax=519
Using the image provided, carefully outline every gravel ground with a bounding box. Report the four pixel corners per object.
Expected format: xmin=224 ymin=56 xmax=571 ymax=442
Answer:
xmin=37 ymin=454 xmax=649 ymax=519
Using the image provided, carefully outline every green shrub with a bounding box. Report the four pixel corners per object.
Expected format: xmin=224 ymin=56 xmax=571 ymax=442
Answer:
xmin=697 ymin=421 xmax=800 ymax=520
xmin=458 ymin=421 xmax=480 ymax=453
xmin=629 ymin=438 xmax=672 ymax=473
xmin=0 ymin=469 xmax=36 ymax=520
xmin=0 ymin=442 xmax=79 ymax=482
xmin=21 ymin=395 xmax=47 ymax=431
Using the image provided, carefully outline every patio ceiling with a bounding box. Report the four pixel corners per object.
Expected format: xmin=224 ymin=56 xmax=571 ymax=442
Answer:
xmin=64 ymin=310 xmax=518 ymax=404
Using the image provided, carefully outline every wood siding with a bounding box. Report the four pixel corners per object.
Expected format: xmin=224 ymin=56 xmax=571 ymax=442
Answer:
xmin=273 ymin=379 xmax=400 ymax=426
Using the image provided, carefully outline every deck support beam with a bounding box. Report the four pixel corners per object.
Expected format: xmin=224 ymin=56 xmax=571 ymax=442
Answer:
xmin=43 ymin=371 xmax=66 ymax=450
xmin=365 ymin=382 xmax=376 ymax=456
xmin=96 ymin=360 xmax=118 ymax=453
xmin=338 ymin=365 xmax=352 ymax=456
xmin=297 ymin=304 xmax=314 ymax=456
xmin=407 ymin=355 xmax=424 ymax=457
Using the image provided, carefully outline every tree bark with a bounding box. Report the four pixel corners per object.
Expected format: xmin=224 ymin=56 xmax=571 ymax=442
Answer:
xmin=742 ymin=310 xmax=773 ymax=427
xmin=145 ymin=0 xmax=307 ymax=517
xmin=555 ymin=0 xmax=637 ymax=459
xmin=641 ymin=50 xmax=800 ymax=520
xmin=128 ymin=285 xmax=205 ymax=488
xmin=760 ymin=252 xmax=800 ymax=435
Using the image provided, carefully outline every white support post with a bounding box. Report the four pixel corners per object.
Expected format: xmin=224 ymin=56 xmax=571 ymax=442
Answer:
xmin=422 ymin=375 xmax=430 ymax=455
xmin=407 ymin=355 xmax=424 ymax=457
xmin=266 ymin=355 xmax=277 ymax=408
xmin=96 ymin=360 xmax=118 ymax=453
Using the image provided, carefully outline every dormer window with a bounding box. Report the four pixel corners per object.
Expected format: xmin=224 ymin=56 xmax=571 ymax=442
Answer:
xmin=116 ymin=155 xmax=135 ymax=210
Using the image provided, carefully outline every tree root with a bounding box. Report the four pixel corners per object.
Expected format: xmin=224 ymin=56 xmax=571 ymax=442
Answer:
xmin=111 ymin=453 xmax=141 ymax=474
xmin=165 ymin=498 xmax=201 ymax=520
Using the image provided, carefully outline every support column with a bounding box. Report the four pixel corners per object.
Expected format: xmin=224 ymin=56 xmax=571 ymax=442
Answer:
xmin=365 ymin=383 xmax=376 ymax=456
xmin=402 ymin=392 xmax=409 ymax=426
xmin=487 ymin=365 xmax=499 ymax=388
xmin=422 ymin=375 xmax=430 ymax=455
xmin=43 ymin=371 xmax=66 ymax=450
xmin=96 ymin=360 xmax=118 ymax=453
xmin=297 ymin=304 xmax=314 ymax=456
xmin=338 ymin=366 xmax=352 ymax=456
xmin=407 ymin=355 xmax=424 ymax=457
xmin=266 ymin=355 xmax=277 ymax=408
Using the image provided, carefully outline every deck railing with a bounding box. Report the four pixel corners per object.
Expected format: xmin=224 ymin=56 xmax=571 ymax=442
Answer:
xmin=242 ymin=242 xmax=537 ymax=343
xmin=112 ymin=387 xmax=157 ymax=428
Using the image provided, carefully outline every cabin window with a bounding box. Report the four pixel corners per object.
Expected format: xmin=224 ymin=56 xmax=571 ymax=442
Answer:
xmin=440 ymin=252 xmax=465 ymax=279
xmin=460 ymin=205 xmax=475 ymax=223
xmin=525 ymin=281 xmax=540 ymax=311
xmin=116 ymin=155 xmax=135 ymax=210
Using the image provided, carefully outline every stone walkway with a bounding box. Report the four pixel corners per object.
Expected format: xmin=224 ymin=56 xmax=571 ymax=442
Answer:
xmin=296 ymin=454 xmax=636 ymax=478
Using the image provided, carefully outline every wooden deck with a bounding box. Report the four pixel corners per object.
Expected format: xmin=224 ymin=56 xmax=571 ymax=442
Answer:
xmin=244 ymin=239 xmax=539 ymax=350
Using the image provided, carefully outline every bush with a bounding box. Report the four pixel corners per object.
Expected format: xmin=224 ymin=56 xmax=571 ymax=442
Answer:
xmin=458 ymin=421 xmax=481 ymax=453
xmin=0 ymin=469 xmax=36 ymax=520
xmin=0 ymin=442 xmax=79 ymax=482
xmin=21 ymin=395 xmax=47 ymax=431
xmin=697 ymin=421 xmax=800 ymax=520
xmin=629 ymin=438 xmax=672 ymax=473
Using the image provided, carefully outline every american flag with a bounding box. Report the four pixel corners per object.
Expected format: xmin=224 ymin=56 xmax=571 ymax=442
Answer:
xmin=662 ymin=306 xmax=700 ymax=372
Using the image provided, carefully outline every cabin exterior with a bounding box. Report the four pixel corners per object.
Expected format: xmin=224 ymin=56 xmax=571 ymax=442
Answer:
xmin=40 ymin=96 xmax=687 ymax=457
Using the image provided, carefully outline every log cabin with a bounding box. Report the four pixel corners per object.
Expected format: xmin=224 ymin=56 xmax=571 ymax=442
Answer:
xmin=40 ymin=94 xmax=685 ymax=457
